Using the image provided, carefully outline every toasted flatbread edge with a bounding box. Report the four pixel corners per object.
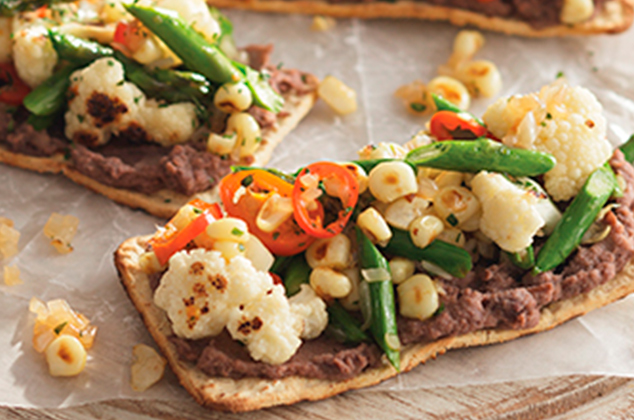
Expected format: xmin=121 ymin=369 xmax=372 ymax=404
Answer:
xmin=0 ymin=88 xmax=317 ymax=219
xmin=114 ymin=234 xmax=634 ymax=412
xmin=208 ymin=0 xmax=634 ymax=37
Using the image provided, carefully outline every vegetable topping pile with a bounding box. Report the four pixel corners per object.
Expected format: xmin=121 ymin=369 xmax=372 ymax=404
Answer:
xmin=0 ymin=0 xmax=283 ymax=160
xmin=141 ymin=79 xmax=629 ymax=369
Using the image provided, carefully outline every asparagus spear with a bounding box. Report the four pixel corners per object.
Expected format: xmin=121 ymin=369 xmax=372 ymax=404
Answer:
xmin=533 ymin=164 xmax=616 ymax=274
xmin=356 ymin=227 xmax=400 ymax=371
xmin=282 ymin=254 xmax=311 ymax=297
xmin=125 ymin=4 xmax=284 ymax=114
xmin=326 ymin=302 xmax=370 ymax=344
xmin=380 ymin=229 xmax=472 ymax=279
xmin=406 ymin=138 xmax=557 ymax=177
xmin=23 ymin=64 xmax=79 ymax=116
xmin=49 ymin=31 xmax=212 ymax=104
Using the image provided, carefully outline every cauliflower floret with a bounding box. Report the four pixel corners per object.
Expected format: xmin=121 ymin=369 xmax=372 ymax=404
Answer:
xmin=0 ymin=18 xmax=12 ymax=63
xmin=156 ymin=0 xmax=221 ymax=42
xmin=65 ymin=58 xmax=197 ymax=147
xmin=471 ymin=172 xmax=545 ymax=253
xmin=154 ymin=249 xmax=274 ymax=340
xmin=482 ymin=80 xmax=611 ymax=202
xmin=12 ymin=18 xmax=58 ymax=87
xmin=227 ymin=285 xmax=302 ymax=365
xmin=289 ymin=284 xmax=328 ymax=340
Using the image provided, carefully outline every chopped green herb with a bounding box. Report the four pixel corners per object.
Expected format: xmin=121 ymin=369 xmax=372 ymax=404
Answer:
xmin=231 ymin=227 xmax=244 ymax=237
xmin=433 ymin=303 xmax=445 ymax=317
xmin=54 ymin=322 xmax=68 ymax=335
xmin=410 ymin=102 xmax=426 ymax=113
xmin=446 ymin=214 xmax=458 ymax=227
xmin=241 ymin=175 xmax=254 ymax=187
xmin=273 ymin=232 xmax=280 ymax=240
xmin=556 ymin=71 xmax=565 ymax=79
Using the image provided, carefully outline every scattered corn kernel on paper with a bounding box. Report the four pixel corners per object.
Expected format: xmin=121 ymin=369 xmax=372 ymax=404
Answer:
xmin=2 ymin=11 xmax=634 ymax=409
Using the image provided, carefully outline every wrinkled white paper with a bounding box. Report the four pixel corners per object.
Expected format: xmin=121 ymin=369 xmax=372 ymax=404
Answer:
xmin=2 ymin=10 xmax=634 ymax=408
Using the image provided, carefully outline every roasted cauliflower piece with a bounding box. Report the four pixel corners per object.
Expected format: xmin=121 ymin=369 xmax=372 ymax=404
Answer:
xmin=471 ymin=171 xmax=545 ymax=253
xmin=65 ymin=58 xmax=197 ymax=147
xmin=483 ymin=79 xmax=611 ymax=202
xmin=12 ymin=18 xmax=58 ymax=87
xmin=289 ymin=284 xmax=328 ymax=340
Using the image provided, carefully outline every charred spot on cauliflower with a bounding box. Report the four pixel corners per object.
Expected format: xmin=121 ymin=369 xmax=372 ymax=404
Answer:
xmin=483 ymin=79 xmax=611 ymax=202
xmin=65 ymin=58 xmax=198 ymax=147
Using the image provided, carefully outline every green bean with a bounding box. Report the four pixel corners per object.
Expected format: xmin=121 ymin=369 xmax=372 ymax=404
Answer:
xmin=356 ymin=227 xmax=400 ymax=371
xmin=23 ymin=65 xmax=79 ymax=116
xmin=431 ymin=93 xmax=484 ymax=126
xmin=49 ymin=31 xmax=211 ymax=104
xmin=533 ymin=164 xmax=616 ymax=274
xmin=282 ymin=254 xmax=311 ymax=297
xmin=380 ymin=229 xmax=472 ymax=279
xmin=406 ymin=138 xmax=557 ymax=177
xmin=270 ymin=256 xmax=291 ymax=277
xmin=507 ymin=246 xmax=535 ymax=270
xmin=326 ymin=302 xmax=370 ymax=344
xmin=620 ymin=134 xmax=634 ymax=163
xmin=27 ymin=113 xmax=58 ymax=131
xmin=230 ymin=165 xmax=295 ymax=184
xmin=125 ymin=4 xmax=283 ymax=113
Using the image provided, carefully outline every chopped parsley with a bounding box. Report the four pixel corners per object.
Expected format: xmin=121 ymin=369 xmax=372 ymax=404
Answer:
xmin=446 ymin=214 xmax=458 ymax=227
xmin=54 ymin=322 xmax=68 ymax=335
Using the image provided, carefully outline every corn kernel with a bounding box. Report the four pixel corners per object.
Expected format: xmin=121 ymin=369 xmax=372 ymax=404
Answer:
xmin=305 ymin=234 xmax=352 ymax=270
xmin=389 ymin=257 xmax=416 ymax=285
xmin=397 ymin=274 xmax=439 ymax=321
xmin=130 ymin=344 xmax=167 ymax=392
xmin=357 ymin=207 xmax=393 ymax=246
xmin=45 ymin=335 xmax=87 ymax=377
xmin=368 ymin=161 xmax=418 ymax=203
xmin=310 ymin=267 xmax=352 ymax=299
xmin=409 ymin=215 xmax=444 ymax=249
xmin=318 ymin=75 xmax=357 ymax=116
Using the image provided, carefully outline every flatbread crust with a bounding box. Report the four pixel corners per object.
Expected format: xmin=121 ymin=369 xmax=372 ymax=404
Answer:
xmin=115 ymin=234 xmax=634 ymax=412
xmin=208 ymin=0 xmax=634 ymax=37
xmin=0 ymin=89 xmax=317 ymax=219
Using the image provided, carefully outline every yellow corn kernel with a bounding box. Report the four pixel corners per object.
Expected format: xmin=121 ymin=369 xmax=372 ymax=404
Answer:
xmin=389 ymin=257 xmax=416 ymax=285
xmin=436 ymin=227 xmax=466 ymax=248
xmin=384 ymin=195 xmax=430 ymax=230
xmin=368 ymin=161 xmax=418 ymax=203
xmin=318 ymin=75 xmax=357 ymax=116
xmin=357 ymin=207 xmax=393 ymax=246
xmin=207 ymin=132 xmax=237 ymax=156
xmin=226 ymin=112 xmax=262 ymax=158
xmin=457 ymin=60 xmax=502 ymax=98
xmin=339 ymin=162 xmax=369 ymax=194
xmin=311 ymin=15 xmax=336 ymax=31
xmin=130 ymin=344 xmax=167 ymax=392
xmin=394 ymin=80 xmax=430 ymax=115
xmin=305 ymin=234 xmax=352 ymax=270
xmin=45 ymin=335 xmax=87 ymax=377
xmin=434 ymin=171 xmax=464 ymax=189
xmin=561 ymin=0 xmax=594 ymax=24
xmin=409 ymin=215 xmax=444 ymax=249
xmin=206 ymin=218 xmax=250 ymax=243
xmin=339 ymin=267 xmax=361 ymax=311
xmin=214 ymin=81 xmax=253 ymax=114
xmin=309 ymin=267 xmax=352 ymax=299
xmin=212 ymin=240 xmax=246 ymax=260
xmin=397 ymin=274 xmax=439 ymax=321
xmin=427 ymin=76 xmax=471 ymax=111
xmin=416 ymin=175 xmax=439 ymax=201
xmin=433 ymin=186 xmax=481 ymax=228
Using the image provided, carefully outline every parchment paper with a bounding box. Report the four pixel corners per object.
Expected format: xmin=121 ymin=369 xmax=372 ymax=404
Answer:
xmin=2 ymin=10 xmax=634 ymax=408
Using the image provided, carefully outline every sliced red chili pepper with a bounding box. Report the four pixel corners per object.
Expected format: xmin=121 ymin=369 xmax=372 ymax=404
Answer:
xmin=152 ymin=212 xmax=217 ymax=265
xmin=0 ymin=63 xmax=31 ymax=106
xmin=430 ymin=110 xmax=488 ymax=141
xmin=113 ymin=20 xmax=148 ymax=55
xmin=292 ymin=162 xmax=359 ymax=239
xmin=188 ymin=199 xmax=223 ymax=219
xmin=219 ymin=169 xmax=319 ymax=256
xmin=269 ymin=272 xmax=283 ymax=286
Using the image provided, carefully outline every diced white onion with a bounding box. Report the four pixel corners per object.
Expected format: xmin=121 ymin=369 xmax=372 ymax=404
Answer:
xmin=361 ymin=267 xmax=391 ymax=283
